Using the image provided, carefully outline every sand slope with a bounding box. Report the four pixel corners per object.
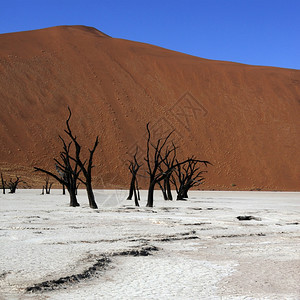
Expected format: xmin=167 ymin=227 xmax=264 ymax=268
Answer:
xmin=0 ymin=25 xmax=299 ymax=190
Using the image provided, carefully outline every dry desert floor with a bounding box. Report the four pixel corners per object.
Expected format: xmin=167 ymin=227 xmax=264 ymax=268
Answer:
xmin=0 ymin=190 xmax=299 ymax=299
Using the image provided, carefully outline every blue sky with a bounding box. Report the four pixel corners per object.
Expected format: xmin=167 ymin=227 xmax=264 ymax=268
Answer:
xmin=1 ymin=0 xmax=299 ymax=69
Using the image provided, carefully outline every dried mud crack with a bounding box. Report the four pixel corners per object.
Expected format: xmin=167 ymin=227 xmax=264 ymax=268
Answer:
xmin=213 ymin=233 xmax=266 ymax=239
xmin=25 ymin=246 xmax=159 ymax=293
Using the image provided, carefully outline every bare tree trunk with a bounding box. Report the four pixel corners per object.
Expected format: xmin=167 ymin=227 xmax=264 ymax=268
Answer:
xmin=62 ymin=184 xmax=66 ymax=195
xmin=1 ymin=173 xmax=5 ymax=194
xmin=183 ymin=189 xmax=189 ymax=199
xmin=176 ymin=191 xmax=185 ymax=200
xmin=166 ymin=177 xmax=173 ymax=200
xmin=8 ymin=177 xmax=20 ymax=194
xmin=45 ymin=183 xmax=53 ymax=194
xmin=68 ymin=186 xmax=80 ymax=207
xmin=146 ymin=181 xmax=155 ymax=207
xmin=133 ymin=186 xmax=139 ymax=207
xmin=158 ymin=181 xmax=168 ymax=200
xmin=127 ymin=176 xmax=135 ymax=200
xmin=75 ymin=183 xmax=80 ymax=195
xmin=136 ymin=180 xmax=140 ymax=201
xmin=44 ymin=176 xmax=53 ymax=194
xmin=86 ymin=181 xmax=98 ymax=209
xmin=127 ymin=147 xmax=141 ymax=205
xmin=177 ymin=187 xmax=188 ymax=200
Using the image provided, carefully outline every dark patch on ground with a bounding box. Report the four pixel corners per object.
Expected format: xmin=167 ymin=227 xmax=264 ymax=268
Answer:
xmin=160 ymin=207 xmax=179 ymax=210
xmin=116 ymin=207 xmax=158 ymax=214
xmin=26 ymin=257 xmax=111 ymax=293
xmin=158 ymin=236 xmax=199 ymax=242
xmin=198 ymin=226 xmax=228 ymax=231
xmin=69 ymin=226 xmax=87 ymax=229
xmin=25 ymin=246 xmax=159 ymax=294
xmin=189 ymin=207 xmax=218 ymax=211
xmin=128 ymin=238 xmax=150 ymax=243
xmin=0 ymin=271 xmax=11 ymax=279
xmin=52 ymin=237 xmax=125 ymax=245
xmin=154 ymin=230 xmax=199 ymax=242
xmin=183 ymin=222 xmax=211 ymax=226
xmin=112 ymin=246 xmax=159 ymax=257
xmin=213 ymin=233 xmax=266 ymax=239
xmin=237 ymin=216 xmax=262 ymax=221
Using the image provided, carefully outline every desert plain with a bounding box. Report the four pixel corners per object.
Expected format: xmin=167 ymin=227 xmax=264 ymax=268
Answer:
xmin=0 ymin=190 xmax=299 ymax=299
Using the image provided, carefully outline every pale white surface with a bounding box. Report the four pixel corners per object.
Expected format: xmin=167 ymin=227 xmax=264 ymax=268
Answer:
xmin=0 ymin=190 xmax=299 ymax=299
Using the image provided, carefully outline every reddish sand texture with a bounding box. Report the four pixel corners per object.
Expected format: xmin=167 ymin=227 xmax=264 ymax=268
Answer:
xmin=0 ymin=25 xmax=299 ymax=190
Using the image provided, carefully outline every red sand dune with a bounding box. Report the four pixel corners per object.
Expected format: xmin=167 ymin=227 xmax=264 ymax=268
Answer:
xmin=0 ymin=25 xmax=299 ymax=191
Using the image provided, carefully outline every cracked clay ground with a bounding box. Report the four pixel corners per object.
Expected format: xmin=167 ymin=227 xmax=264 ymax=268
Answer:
xmin=0 ymin=190 xmax=299 ymax=299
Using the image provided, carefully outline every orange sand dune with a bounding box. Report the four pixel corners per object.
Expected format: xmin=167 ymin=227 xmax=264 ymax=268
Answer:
xmin=0 ymin=25 xmax=299 ymax=190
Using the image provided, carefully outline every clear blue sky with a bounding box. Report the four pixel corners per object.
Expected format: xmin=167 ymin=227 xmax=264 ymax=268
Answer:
xmin=1 ymin=0 xmax=299 ymax=69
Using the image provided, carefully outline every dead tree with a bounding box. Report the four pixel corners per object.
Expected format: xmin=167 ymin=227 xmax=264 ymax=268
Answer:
xmin=1 ymin=173 xmax=6 ymax=194
xmin=35 ymin=137 xmax=81 ymax=207
xmin=62 ymin=184 xmax=66 ymax=195
xmin=64 ymin=107 xmax=99 ymax=209
xmin=171 ymin=158 xmax=209 ymax=200
xmin=8 ymin=176 xmax=21 ymax=193
xmin=42 ymin=175 xmax=53 ymax=194
xmin=158 ymin=142 xmax=177 ymax=201
xmin=144 ymin=123 xmax=211 ymax=207
xmin=144 ymin=123 xmax=178 ymax=207
xmin=158 ymin=175 xmax=173 ymax=201
xmin=35 ymin=108 xmax=99 ymax=209
xmin=75 ymin=182 xmax=80 ymax=195
xmin=127 ymin=147 xmax=141 ymax=207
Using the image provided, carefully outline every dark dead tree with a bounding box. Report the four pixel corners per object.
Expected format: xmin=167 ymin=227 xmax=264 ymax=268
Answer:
xmin=62 ymin=184 xmax=66 ymax=195
xmin=144 ymin=123 xmax=178 ymax=207
xmin=158 ymin=142 xmax=177 ymax=201
xmin=1 ymin=173 xmax=6 ymax=194
xmin=127 ymin=147 xmax=141 ymax=207
xmin=74 ymin=182 xmax=81 ymax=195
xmin=157 ymin=181 xmax=168 ymax=200
xmin=64 ymin=107 xmax=99 ymax=209
xmin=8 ymin=176 xmax=21 ymax=194
xmin=54 ymin=137 xmax=81 ymax=206
xmin=171 ymin=158 xmax=210 ymax=200
xmin=42 ymin=175 xmax=53 ymax=194
xmin=144 ymin=123 xmax=212 ymax=207
xmin=35 ymin=137 xmax=81 ymax=207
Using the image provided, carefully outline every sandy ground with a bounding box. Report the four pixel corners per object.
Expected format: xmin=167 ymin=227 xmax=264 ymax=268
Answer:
xmin=0 ymin=190 xmax=299 ymax=299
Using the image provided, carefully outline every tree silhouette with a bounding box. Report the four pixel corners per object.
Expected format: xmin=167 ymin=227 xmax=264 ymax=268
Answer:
xmin=35 ymin=107 xmax=99 ymax=209
xmin=171 ymin=158 xmax=210 ymax=200
xmin=7 ymin=176 xmax=22 ymax=194
xmin=158 ymin=142 xmax=177 ymax=201
xmin=64 ymin=107 xmax=99 ymax=209
xmin=144 ymin=123 xmax=177 ymax=207
xmin=127 ymin=147 xmax=141 ymax=207
xmin=34 ymin=135 xmax=81 ymax=207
